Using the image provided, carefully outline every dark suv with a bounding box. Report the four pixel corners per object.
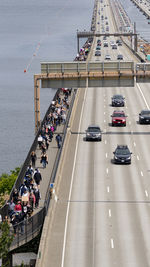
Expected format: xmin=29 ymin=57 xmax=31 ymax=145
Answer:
xmin=112 ymin=94 xmax=125 ymax=107
xmin=86 ymin=125 xmax=102 ymax=141
xmin=111 ymin=111 xmax=126 ymax=126
xmin=139 ymin=110 xmax=150 ymax=124
xmin=113 ymin=145 xmax=132 ymax=164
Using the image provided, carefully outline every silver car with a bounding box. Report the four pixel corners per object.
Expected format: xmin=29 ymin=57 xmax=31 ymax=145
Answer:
xmin=86 ymin=125 xmax=102 ymax=141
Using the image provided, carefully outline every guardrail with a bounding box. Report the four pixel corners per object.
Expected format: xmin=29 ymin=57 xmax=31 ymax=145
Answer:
xmin=41 ymin=61 xmax=134 ymax=74
xmin=136 ymin=63 xmax=150 ymax=72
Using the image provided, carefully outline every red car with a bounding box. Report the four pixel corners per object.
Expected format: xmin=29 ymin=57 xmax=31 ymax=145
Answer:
xmin=111 ymin=110 xmax=127 ymax=126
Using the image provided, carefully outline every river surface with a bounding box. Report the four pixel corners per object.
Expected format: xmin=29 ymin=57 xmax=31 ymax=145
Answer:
xmin=0 ymin=0 xmax=149 ymax=175
xmin=0 ymin=0 xmax=93 ymax=174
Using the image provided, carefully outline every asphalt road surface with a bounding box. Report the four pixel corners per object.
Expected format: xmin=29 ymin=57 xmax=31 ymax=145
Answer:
xmin=37 ymin=1 xmax=150 ymax=266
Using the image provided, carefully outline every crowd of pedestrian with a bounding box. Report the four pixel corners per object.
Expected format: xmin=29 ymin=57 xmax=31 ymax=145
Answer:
xmin=37 ymin=87 xmax=71 ymax=168
xmin=7 ymin=165 xmax=42 ymax=235
xmin=75 ymin=39 xmax=92 ymax=61
xmin=5 ymin=88 xmax=72 ymax=236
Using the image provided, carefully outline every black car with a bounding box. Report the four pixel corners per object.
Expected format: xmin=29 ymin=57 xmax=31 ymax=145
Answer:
xmin=86 ymin=125 xmax=102 ymax=141
xmin=112 ymin=94 xmax=125 ymax=107
xmin=139 ymin=110 xmax=150 ymax=124
xmin=95 ymin=51 xmax=101 ymax=56
xmin=113 ymin=145 xmax=132 ymax=164
xmin=117 ymin=54 xmax=123 ymax=60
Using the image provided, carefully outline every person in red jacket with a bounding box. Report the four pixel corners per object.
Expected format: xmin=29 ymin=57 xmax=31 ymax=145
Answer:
xmin=14 ymin=201 xmax=22 ymax=213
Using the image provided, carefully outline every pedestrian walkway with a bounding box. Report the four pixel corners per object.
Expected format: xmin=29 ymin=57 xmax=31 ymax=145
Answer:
xmin=6 ymin=88 xmax=72 ymax=238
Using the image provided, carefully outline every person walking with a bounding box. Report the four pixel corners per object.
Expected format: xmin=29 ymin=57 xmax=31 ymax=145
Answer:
xmin=30 ymin=151 xmax=37 ymax=168
xmin=34 ymin=186 xmax=41 ymax=208
xmin=56 ymin=134 xmax=62 ymax=148
xmin=40 ymin=152 xmax=48 ymax=168
xmin=33 ymin=168 xmax=42 ymax=186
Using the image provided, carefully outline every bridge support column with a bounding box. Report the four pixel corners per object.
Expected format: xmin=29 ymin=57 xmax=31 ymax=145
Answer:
xmin=34 ymin=75 xmax=41 ymax=134
xmin=134 ymin=34 xmax=138 ymax=52
xmin=77 ymin=35 xmax=79 ymax=53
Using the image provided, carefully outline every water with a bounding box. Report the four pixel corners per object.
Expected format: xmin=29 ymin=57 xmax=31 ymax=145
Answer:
xmin=0 ymin=0 xmax=93 ymax=174
xmin=120 ymin=0 xmax=150 ymax=42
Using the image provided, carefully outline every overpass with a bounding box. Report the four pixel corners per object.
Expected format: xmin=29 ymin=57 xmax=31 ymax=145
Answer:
xmin=35 ymin=0 xmax=150 ymax=266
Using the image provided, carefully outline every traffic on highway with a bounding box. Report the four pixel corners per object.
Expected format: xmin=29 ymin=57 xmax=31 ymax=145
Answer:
xmin=37 ymin=0 xmax=150 ymax=266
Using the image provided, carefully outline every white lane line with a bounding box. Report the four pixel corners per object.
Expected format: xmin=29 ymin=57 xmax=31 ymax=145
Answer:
xmin=107 ymin=186 xmax=110 ymax=193
xmin=104 ymin=105 xmax=106 ymax=108
xmin=106 ymin=168 xmax=109 ymax=174
xmin=137 ymin=83 xmax=150 ymax=109
xmin=104 ymin=111 xmax=106 ymax=115
xmin=106 ymin=153 xmax=108 ymax=158
xmin=145 ymin=190 xmax=148 ymax=197
xmin=105 ymin=140 xmax=107 ymax=145
xmin=61 ymin=87 xmax=87 ymax=267
xmin=141 ymin=171 xmax=144 ymax=177
xmin=109 ymin=209 xmax=111 ymax=217
xmin=129 ymin=121 xmax=131 ymax=125
xmin=111 ymin=238 xmax=114 ymax=249
xmin=104 ymin=119 xmax=106 ymax=123
xmin=134 ymin=142 xmax=136 ymax=147
xmin=137 ymin=155 xmax=140 ymax=161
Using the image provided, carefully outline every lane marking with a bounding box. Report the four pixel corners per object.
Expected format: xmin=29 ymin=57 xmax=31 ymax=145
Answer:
xmin=137 ymin=83 xmax=150 ymax=109
xmin=105 ymin=140 xmax=107 ymax=144
xmin=106 ymin=168 xmax=109 ymax=174
xmin=134 ymin=142 xmax=136 ymax=147
xmin=107 ymin=186 xmax=110 ymax=193
xmin=104 ymin=119 xmax=106 ymax=123
xmin=106 ymin=153 xmax=108 ymax=158
xmin=137 ymin=155 xmax=140 ymax=161
xmin=141 ymin=171 xmax=144 ymax=177
xmin=129 ymin=121 xmax=131 ymax=125
xmin=145 ymin=190 xmax=148 ymax=197
xmin=104 ymin=111 xmax=106 ymax=115
xmin=109 ymin=209 xmax=111 ymax=217
xmin=61 ymin=87 xmax=87 ymax=267
xmin=104 ymin=105 xmax=106 ymax=108
xmin=111 ymin=238 xmax=114 ymax=249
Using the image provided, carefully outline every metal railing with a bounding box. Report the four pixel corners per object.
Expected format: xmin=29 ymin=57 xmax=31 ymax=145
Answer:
xmin=136 ymin=63 xmax=150 ymax=72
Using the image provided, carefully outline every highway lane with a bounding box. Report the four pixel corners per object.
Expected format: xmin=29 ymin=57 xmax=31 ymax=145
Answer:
xmin=39 ymin=80 xmax=150 ymax=267
xmin=93 ymin=0 xmax=139 ymax=62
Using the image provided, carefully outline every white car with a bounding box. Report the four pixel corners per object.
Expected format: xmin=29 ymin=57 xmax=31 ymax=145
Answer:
xmin=105 ymin=54 xmax=111 ymax=60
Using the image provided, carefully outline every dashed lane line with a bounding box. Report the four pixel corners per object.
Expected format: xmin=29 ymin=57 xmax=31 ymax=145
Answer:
xmin=111 ymin=238 xmax=114 ymax=249
xmin=109 ymin=209 xmax=111 ymax=217
xmin=107 ymin=186 xmax=110 ymax=193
